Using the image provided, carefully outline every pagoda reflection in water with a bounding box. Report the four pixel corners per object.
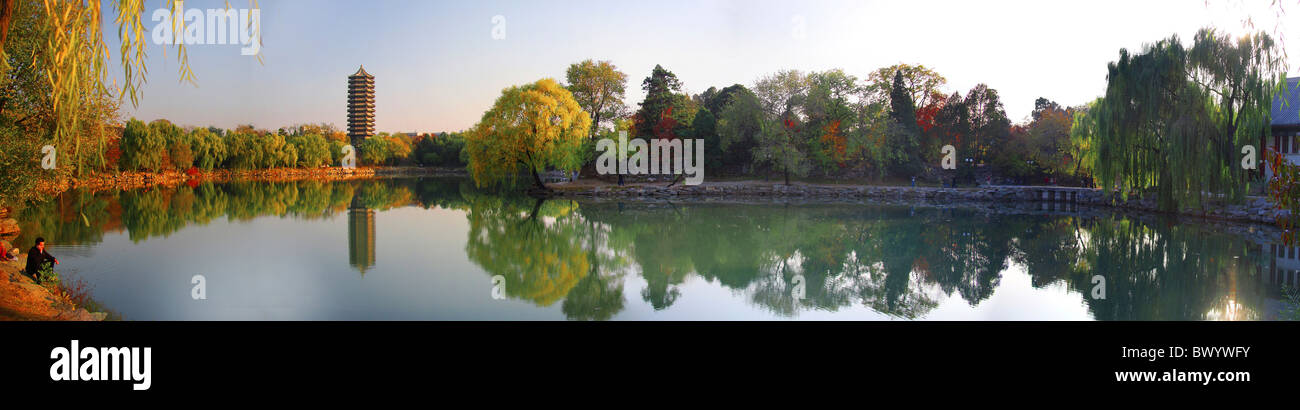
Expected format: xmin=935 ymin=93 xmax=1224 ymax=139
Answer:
xmin=348 ymin=195 xmax=376 ymax=275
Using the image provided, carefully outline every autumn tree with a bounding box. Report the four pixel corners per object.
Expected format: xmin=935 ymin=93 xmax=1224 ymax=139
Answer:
xmin=1 ymin=0 xmax=123 ymax=178
xmin=964 ymin=84 xmax=1010 ymax=166
xmin=867 ymin=63 xmax=947 ymax=111
xmin=804 ymin=69 xmax=860 ymax=171
xmin=1024 ymin=99 xmax=1075 ymax=177
xmin=465 ymin=78 xmax=592 ymax=191
xmin=0 ymin=0 xmax=220 ymax=174
xmin=1032 ymin=97 xmax=1063 ymax=121
xmin=751 ymin=70 xmax=811 ymax=184
xmin=634 ymin=64 xmax=685 ymax=138
xmin=565 ymin=59 xmax=628 ymax=138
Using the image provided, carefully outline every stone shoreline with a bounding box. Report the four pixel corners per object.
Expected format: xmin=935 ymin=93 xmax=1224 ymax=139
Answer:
xmin=547 ymin=182 xmax=1290 ymax=228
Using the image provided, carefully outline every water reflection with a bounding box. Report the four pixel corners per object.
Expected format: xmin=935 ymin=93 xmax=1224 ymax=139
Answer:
xmin=348 ymin=195 xmax=376 ymax=275
xmin=10 ymin=178 xmax=1296 ymax=320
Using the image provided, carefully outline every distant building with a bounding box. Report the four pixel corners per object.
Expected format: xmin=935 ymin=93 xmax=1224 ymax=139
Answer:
xmin=347 ymin=66 xmax=376 ymax=147
xmin=1265 ymin=77 xmax=1300 ymax=180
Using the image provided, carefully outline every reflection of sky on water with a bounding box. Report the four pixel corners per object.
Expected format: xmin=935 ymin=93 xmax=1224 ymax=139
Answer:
xmin=54 ymin=207 xmax=566 ymax=320
xmin=43 ymin=205 xmax=1273 ymax=321
xmin=30 ymin=178 xmax=1293 ymax=321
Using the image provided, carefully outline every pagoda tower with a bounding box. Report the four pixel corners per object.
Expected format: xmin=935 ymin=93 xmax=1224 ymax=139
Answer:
xmin=347 ymin=66 xmax=375 ymax=147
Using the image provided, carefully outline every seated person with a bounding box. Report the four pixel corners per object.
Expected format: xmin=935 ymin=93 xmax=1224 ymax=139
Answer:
xmin=24 ymin=237 xmax=58 ymax=278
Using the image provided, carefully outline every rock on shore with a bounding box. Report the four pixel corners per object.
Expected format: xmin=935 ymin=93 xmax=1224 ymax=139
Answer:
xmin=0 ymin=255 xmax=107 ymax=321
xmin=0 ymin=218 xmax=18 ymax=236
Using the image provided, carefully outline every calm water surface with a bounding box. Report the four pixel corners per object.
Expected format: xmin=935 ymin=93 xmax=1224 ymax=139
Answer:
xmin=9 ymin=178 xmax=1295 ymax=320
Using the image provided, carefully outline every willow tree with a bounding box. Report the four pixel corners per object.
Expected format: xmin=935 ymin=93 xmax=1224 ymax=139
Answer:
xmin=0 ymin=0 xmax=258 ymax=176
xmin=464 ymin=196 xmax=590 ymax=307
xmin=1079 ymin=28 xmax=1285 ymax=211
xmin=464 ymin=78 xmax=592 ymax=191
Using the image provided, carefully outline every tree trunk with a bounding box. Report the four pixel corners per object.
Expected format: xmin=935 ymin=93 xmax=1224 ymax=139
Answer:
xmin=531 ymin=169 xmax=548 ymax=191
xmin=527 ymin=197 xmax=545 ymax=221
xmin=665 ymin=174 xmax=683 ymax=188
xmin=0 ymin=0 xmax=15 ymax=55
xmin=784 ymin=169 xmax=790 ymax=185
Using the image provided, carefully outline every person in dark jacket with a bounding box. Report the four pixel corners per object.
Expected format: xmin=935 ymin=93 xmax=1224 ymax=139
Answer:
xmin=24 ymin=237 xmax=58 ymax=278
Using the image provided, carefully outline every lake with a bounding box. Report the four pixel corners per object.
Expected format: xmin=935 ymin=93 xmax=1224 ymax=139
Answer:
xmin=9 ymin=177 xmax=1296 ymax=320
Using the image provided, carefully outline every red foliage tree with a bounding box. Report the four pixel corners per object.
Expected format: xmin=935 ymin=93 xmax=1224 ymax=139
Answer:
xmin=820 ymin=120 xmax=847 ymax=166
xmin=915 ymin=91 xmax=946 ymax=132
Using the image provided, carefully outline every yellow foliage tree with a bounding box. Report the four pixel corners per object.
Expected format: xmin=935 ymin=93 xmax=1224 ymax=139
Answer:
xmin=465 ymin=78 xmax=591 ymax=190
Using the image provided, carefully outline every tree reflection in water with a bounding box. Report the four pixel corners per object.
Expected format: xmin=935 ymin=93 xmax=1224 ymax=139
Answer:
xmin=10 ymin=178 xmax=1289 ymax=320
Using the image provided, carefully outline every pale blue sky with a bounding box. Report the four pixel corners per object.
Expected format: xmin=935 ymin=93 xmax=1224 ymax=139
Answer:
xmin=105 ymin=0 xmax=1300 ymax=134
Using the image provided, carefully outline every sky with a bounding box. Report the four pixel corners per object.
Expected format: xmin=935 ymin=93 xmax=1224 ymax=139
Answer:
xmin=104 ymin=0 xmax=1300 ymax=134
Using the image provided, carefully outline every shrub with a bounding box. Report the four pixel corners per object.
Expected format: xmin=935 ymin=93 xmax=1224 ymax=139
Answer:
xmin=34 ymin=265 xmax=60 ymax=286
